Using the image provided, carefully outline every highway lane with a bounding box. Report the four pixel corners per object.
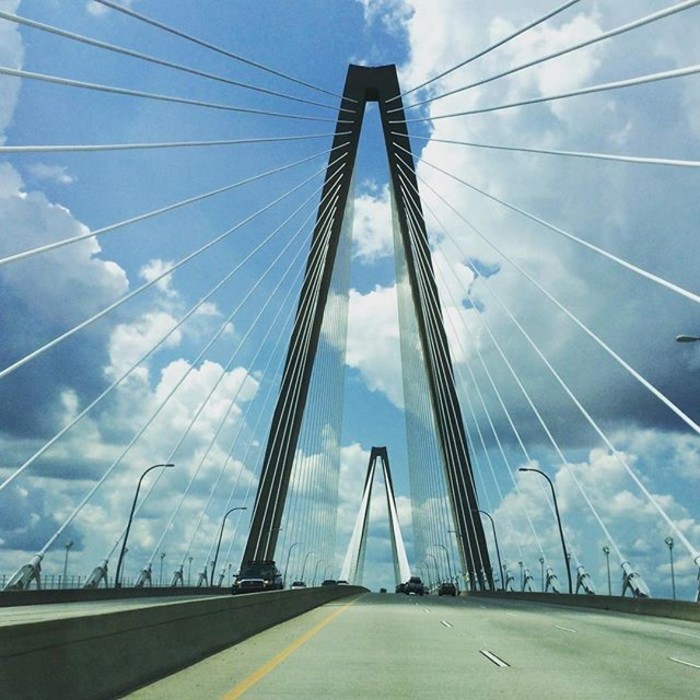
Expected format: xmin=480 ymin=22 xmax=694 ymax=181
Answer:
xmin=126 ymin=593 xmax=699 ymax=698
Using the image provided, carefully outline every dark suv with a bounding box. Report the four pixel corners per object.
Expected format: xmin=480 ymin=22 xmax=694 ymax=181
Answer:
xmin=438 ymin=581 xmax=457 ymax=596
xmin=232 ymin=560 xmax=284 ymax=594
xmin=404 ymin=576 xmax=425 ymax=595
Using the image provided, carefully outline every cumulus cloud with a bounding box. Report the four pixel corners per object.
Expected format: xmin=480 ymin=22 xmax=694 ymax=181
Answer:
xmin=27 ymin=163 xmax=76 ymax=185
xmin=139 ymin=258 xmax=178 ymax=300
xmin=86 ymin=0 xmax=137 ymax=16
xmin=346 ymin=284 xmax=404 ymax=408
xmin=0 ymin=164 xmax=129 ymax=436
xmin=351 ymin=183 xmax=394 ymax=262
xmin=355 ymin=0 xmax=412 ymax=38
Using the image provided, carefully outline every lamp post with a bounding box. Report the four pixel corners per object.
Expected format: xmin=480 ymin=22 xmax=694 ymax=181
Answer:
xmin=518 ymin=561 xmax=524 ymax=591
xmin=283 ymin=542 xmax=302 ymax=587
xmin=211 ymin=506 xmax=247 ymax=587
xmin=539 ymin=557 xmax=545 ymax=593
xmin=602 ymin=546 xmax=612 ymax=596
xmin=300 ymin=551 xmax=315 ymax=582
xmin=417 ymin=563 xmax=431 ymax=589
xmin=475 ymin=509 xmax=504 ymax=591
xmin=159 ymin=552 xmax=166 ymax=586
xmin=519 ymin=467 xmax=572 ymax=594
xmin=312 ymin=559 xmax=323 ymax=586
xmin=426 ymin=552 xmax=442 ymax=582
xmin=433 ymin=543 xmax=454 ymax=584
xmin=62 ymin=540 xmax=74 ymax=589
xmin=676 ymin=334 xmax=700 ymax=342
xmin=187 ymin=557 xmax=193 ymax=586
xmin=664 ymin=537 xmax=676 ymax=600
xmin=115 ymin=463 xmax=174 ymax=588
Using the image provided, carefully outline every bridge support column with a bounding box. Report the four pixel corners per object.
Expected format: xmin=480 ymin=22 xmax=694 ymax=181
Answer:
xmin=241 ymin=64 xmax=492 ymax=589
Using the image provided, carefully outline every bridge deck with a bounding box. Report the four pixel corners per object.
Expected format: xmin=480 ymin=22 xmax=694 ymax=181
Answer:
xmin=127 ymin=593 xmax=700 ymax=698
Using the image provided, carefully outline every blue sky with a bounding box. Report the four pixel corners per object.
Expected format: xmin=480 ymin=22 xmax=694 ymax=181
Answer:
xmin=0 ymin=0 xmax=699 ymax=597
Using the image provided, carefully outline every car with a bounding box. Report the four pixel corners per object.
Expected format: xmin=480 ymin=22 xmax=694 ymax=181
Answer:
xmin=321 ymin=579 xmax=337 ymax=586
xmin=404 ymin=576 xmax=425 ymax=596
xmin=337 ymin=579 xmax=348 ymax=585
xmin=379 ymin=587 xmax=387 ymax=594
xmin=290 ymin=580 xmax=306 ymax=589
xmin=395 ymin=582 xmax=406 ymax=594
xmin=232 ymin=560 xmax=283 ymax=594
xmin=438 ymin=581 xmax=457 ymax=596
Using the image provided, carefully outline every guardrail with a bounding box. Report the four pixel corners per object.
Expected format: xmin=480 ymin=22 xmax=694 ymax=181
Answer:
xmin=467 ymin=590 xmax=700 ymax=622
xmin=0 ymin=585 xmax=367 ymax=699
xmin=0 ymin=585 xmax=223 ymax=607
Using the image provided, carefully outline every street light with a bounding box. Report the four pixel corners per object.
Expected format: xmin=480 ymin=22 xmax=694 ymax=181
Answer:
xmin=664 ymin=536 xmax=676 ymax=600
xmin=159 ymin=552 xmax=166 ymax=586
xmin=519 ymin=467 xmax=573 ymax=594
xmin=475 ymin=509 xmax=504 ymax=591
xmin=300 ymin=551 xmax=315 ymax=582
xmin=312 ymin=559 xmax=323 ymax=586
xmin=602 ymin=546 xmax=612 ymax=596
xmin=210 ymin=506 xmax=247 ymax=587
xmin=115 ymin=463 xmax=174 ymax=588
xmin=417 ymin=563 xmax=431 ymax=589
xmin=425 ymin=552 xmax=442 ymax=582
xmin=433 ymin=543 xmax=454 ymax=584
xmin=539 ymin=557 xmax=545 ymax=593
xmin=675 ymin=334 xmax=700 ymax=343
xmin=518 ymin=561 xmax=524 ymax=591
xmin=62 ymin=540 xmax=74 ymax=590
xmin=187 ymin=557 xmax=193 ymax=586
xmin=283 ymin=542 xmax=302 ymax=587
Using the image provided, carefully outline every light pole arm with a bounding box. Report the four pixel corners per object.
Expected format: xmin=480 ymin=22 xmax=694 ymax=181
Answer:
xmin=211 ymin=506 xmax=247 ymax=587
xmin=519 ymin=468 xmax=572 ymax=595
xmin=115 ymin=463 xmax=174 ymax=588
xmin=477 ymin=510 xmax=503 ymax=591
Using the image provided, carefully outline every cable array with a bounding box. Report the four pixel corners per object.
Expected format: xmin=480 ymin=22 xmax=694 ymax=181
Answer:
xmin=1 ymin=0 xmax=697 ymax=600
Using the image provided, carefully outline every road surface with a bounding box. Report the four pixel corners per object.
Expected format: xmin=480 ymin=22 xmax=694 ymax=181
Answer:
xmin=126 ymin=592 xmax=699 ymax=698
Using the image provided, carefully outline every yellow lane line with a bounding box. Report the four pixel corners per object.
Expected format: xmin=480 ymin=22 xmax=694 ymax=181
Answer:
xmin=221 ymin=595 xmax=364 ymax=699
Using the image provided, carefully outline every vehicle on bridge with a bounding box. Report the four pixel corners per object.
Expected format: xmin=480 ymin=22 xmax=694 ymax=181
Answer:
xmin=438 ymin=582 xmax=457 ymax=596
xmin=290 ymin=580 xmax=306 ymax=589
xmin=232 ymin=560 xmax=283 ymax=594
xmin=403 ymin=576 xmax=425 ymax=596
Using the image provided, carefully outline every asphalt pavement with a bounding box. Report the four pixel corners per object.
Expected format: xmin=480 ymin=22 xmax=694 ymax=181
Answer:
xmin=123 ymin=592 xmax=700 ymax=699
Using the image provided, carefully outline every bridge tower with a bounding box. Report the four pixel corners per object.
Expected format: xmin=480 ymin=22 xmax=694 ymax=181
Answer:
xmin=340 ymin=447 xmax=411 ymax=587
xmin=241 ymin=64 xmax=493 ymax=590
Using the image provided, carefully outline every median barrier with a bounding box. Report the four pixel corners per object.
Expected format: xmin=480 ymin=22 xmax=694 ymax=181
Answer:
xmin=0 ymin=585 xmax=367 ymax=700
xmin=467 ymin=590 xmax=700 ymax=622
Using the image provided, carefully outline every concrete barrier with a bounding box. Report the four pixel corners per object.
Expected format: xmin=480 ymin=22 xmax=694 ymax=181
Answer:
xmin=0 ymin=586 xmax=367 ymax=700
xmin=467 ymin=590 xmax=700 ymax=622
xmin=0 ymin=586 xmax=221 ymax=607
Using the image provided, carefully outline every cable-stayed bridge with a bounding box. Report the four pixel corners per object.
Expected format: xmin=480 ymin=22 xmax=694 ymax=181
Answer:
xmin=0 ymin=0 xmax=699 ymax=695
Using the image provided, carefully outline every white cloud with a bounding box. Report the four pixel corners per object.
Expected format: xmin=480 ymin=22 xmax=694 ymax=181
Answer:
xmin=355 ymin=0 xmax=412 ymax=37
xmin=27 ymin=164 xmax=76 ymax=186
xmin=351 ymin=183 xmax=394 ymax=262
xmin=107 ymin=310 xmax=182 ymax=379
xmin=139 ymin=258 xmax=178 ymax=300
xmin=346 ymin=284 xmax=404 ymax=408
xmin=86 ymin=0 xmax=136 ymax=17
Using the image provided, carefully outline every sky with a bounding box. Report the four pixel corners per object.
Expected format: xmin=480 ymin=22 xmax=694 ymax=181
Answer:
xmin=0 ymin=0 xmax=699 ymax=598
